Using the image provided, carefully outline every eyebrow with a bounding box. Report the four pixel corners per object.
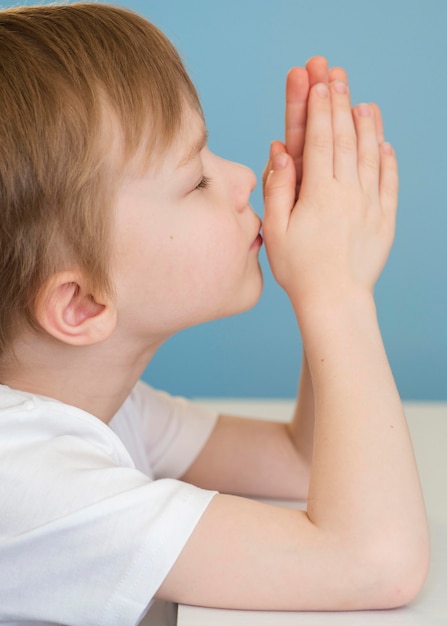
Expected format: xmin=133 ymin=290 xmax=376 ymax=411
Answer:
xmin=178 ymin=128 xmax=208 ymax=168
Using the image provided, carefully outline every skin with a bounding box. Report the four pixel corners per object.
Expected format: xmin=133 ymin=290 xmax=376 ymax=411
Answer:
xmin=1 ymin=57 xmax=429 ymax=610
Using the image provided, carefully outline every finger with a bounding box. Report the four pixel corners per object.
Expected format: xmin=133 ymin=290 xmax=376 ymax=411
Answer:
xmin=330 ymin=79 xmax=358 ymax=182
xmin=326 ymin=69 xmax=385 ymax=148
xmin=329 ymin=66 xmax=348 ymax=84
xmin=286 ymin=58 xmax=329 ymax=192
xmin=379 ymin=142 xmax=399 ymax=217
xmin=263 ymin=144 xmax=297 ymax=235
xmin=262 ymin=148 xmax=271 ymax=196
xmin=328 ymin=68 xmax=385 ymax=152
xmin=305 ymin=56 xmax=329 ymax=87
xmin=353 ymin=103 xmax=380 ymax=197
xmin=370 ymin=103 xmax=385 ymax=144
xmin=285 ymin=67 xmax=309 ymax=182
xmin=262 ymin=139 xmax=286 ymax=196
xmin=302 ymin=82 xmax=333 ymax=189
xmin=330 ymin=70 xmax=384 ymax=159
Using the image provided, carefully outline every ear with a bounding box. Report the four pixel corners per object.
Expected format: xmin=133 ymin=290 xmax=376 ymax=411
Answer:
xmin=34 ymin=271 xmax=117 ymax=346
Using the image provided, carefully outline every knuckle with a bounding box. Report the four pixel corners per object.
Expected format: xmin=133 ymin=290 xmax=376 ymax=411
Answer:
xmin=381 ymin=178 xmax=399 ymax=200
xmin=360 ymin=152 xmax=380 ymax=170
xmin=334 ymin=132 xmax=357 ymax=153
xmin=308 ymin=132 xmax=332 ymax=152
xmin=264 ymin=178 xmax=286 ymax=200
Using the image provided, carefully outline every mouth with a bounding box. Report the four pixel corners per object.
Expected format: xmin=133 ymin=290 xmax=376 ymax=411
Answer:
xmin=250 ymin=232 xmax=263 ymax=250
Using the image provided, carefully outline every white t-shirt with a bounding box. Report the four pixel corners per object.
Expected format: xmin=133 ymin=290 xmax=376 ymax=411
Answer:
xmin=0 ymin=381 xmax=219 ymax=626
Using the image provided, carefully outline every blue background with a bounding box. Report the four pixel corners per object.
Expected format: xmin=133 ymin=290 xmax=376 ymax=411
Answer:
xmin=4 ymin=0 xmax=447 ymax=399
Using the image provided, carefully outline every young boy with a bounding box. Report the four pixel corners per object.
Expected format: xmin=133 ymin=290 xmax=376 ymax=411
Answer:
xmin=0 ymin=3 xmax=429 ymax=626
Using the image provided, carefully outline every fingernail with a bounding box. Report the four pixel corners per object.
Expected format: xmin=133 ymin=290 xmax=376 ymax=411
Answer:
xmin=315 ymin=83 xmax=328 ymax=97
xmin=357 ymin=103 xmax=371 ymax=117
xmin=272 ymin=152 xmax=288 ymax=170
xmin=332 ymin=80 xmax=347 ymax=94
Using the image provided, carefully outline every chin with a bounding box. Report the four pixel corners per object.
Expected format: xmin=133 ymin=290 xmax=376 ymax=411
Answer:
xmin=224 ymin=274 xmax=264 ymax=318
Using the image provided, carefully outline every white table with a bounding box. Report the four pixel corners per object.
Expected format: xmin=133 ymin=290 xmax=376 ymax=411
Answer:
xmin=177 ymin=401 xmax=447 ymax=626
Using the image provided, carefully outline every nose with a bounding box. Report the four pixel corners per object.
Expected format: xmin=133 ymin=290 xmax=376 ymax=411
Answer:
xmin=229 ymin=160 xmax=257 ymax=212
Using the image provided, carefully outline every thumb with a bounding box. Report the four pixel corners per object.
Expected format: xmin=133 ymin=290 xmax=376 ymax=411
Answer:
xmin=263 ymin=142 xmax=296 ymax=236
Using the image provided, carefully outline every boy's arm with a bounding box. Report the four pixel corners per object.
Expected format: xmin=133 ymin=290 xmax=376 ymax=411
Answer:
xmin=158 ymin=68 xmax=429 ymax=610
xmin=283 ymin=60 xmax=386 ymax=475
xmin=180 ymin=351 xmax=314 ymax=501
xmin=283 ymin=61 xmax=365 ymax=476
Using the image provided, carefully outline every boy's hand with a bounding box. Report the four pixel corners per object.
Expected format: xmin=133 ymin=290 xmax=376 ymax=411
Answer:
xmin=263 ymin=62 xmax=398 ymax=313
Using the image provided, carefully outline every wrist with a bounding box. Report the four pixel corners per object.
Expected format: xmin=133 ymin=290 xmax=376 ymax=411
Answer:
xmin=293 ymin=288 xmax=378 ymax=339
xmin=295 ymin=290 xmax=389 ymax=406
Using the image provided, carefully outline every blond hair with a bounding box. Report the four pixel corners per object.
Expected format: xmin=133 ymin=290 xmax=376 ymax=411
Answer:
xmin=0 ymin=2 xmax=200 ymax=353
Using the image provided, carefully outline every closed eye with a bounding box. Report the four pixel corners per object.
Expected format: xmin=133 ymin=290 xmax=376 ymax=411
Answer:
xmin=195 ymin=175 xmax=212 ymax=191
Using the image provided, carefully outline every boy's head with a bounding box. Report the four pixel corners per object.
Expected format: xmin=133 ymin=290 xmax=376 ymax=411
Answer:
xmin=0 ymin=2 xmax=201 ymax=354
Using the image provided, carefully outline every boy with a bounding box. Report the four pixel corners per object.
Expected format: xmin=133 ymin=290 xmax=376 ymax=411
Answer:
xmin=0 ymin=3 xmax=429 ymax=626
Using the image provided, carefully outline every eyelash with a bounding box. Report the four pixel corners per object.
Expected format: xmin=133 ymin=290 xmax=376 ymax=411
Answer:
xmin=195 ymin=175 xmax=211 ymax=191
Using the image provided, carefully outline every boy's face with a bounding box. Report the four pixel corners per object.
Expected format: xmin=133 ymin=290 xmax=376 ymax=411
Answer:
xmin=111 ymin=105 xmax=263 ymax=340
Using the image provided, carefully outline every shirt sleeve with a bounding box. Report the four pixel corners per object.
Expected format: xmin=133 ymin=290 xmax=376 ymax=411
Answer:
xmin=0 ymin=422 xmax=217 ymax=626
xmin=111 ymin=381 xmax=219 ymax=479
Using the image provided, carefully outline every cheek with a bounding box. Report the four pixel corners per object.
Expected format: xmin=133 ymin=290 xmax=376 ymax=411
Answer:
xmin=180 ymin=217 xmax=245 ymax=279
xmin=113 ymin=216 xmax=261 ymax=332
xmin=145 ymin=224 xmax=245 ymax=319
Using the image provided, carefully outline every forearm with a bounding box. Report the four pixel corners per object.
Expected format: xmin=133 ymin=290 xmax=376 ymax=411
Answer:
xmin=162 ymin=303 xmax=429 ymax=610
xmin=297 ymin=291 xmax=428 ymax=552
xmin=287 ymin=349 xmax=314 ymax=471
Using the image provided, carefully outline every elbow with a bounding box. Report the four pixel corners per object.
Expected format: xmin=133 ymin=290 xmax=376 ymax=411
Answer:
xmin=383 ymin=544 xmax=430 ymax=609
xmin=358 ymin=529 xmax=430 ymax=610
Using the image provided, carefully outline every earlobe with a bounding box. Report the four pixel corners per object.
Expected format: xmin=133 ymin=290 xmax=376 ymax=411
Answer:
xmin=34 ymin=271 xmax=117 ymax=346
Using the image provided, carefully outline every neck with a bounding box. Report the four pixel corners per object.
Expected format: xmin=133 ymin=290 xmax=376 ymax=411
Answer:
xmin=0 ymin=330 xmax=165 ymax=422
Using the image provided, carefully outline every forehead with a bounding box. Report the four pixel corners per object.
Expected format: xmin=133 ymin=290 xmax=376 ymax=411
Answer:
xmin=174 ymin=105 xmax=208 ymax=168
xmin=114 ymin=103 xmax=207 ymax=180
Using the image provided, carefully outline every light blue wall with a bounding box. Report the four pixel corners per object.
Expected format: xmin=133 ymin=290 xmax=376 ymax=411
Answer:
xmin=4 ymin=1 xmax=447 ymax=399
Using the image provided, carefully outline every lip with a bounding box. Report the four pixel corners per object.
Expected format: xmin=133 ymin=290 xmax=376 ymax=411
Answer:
xmin=250 ymin=232 xmax=263 ymax=250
